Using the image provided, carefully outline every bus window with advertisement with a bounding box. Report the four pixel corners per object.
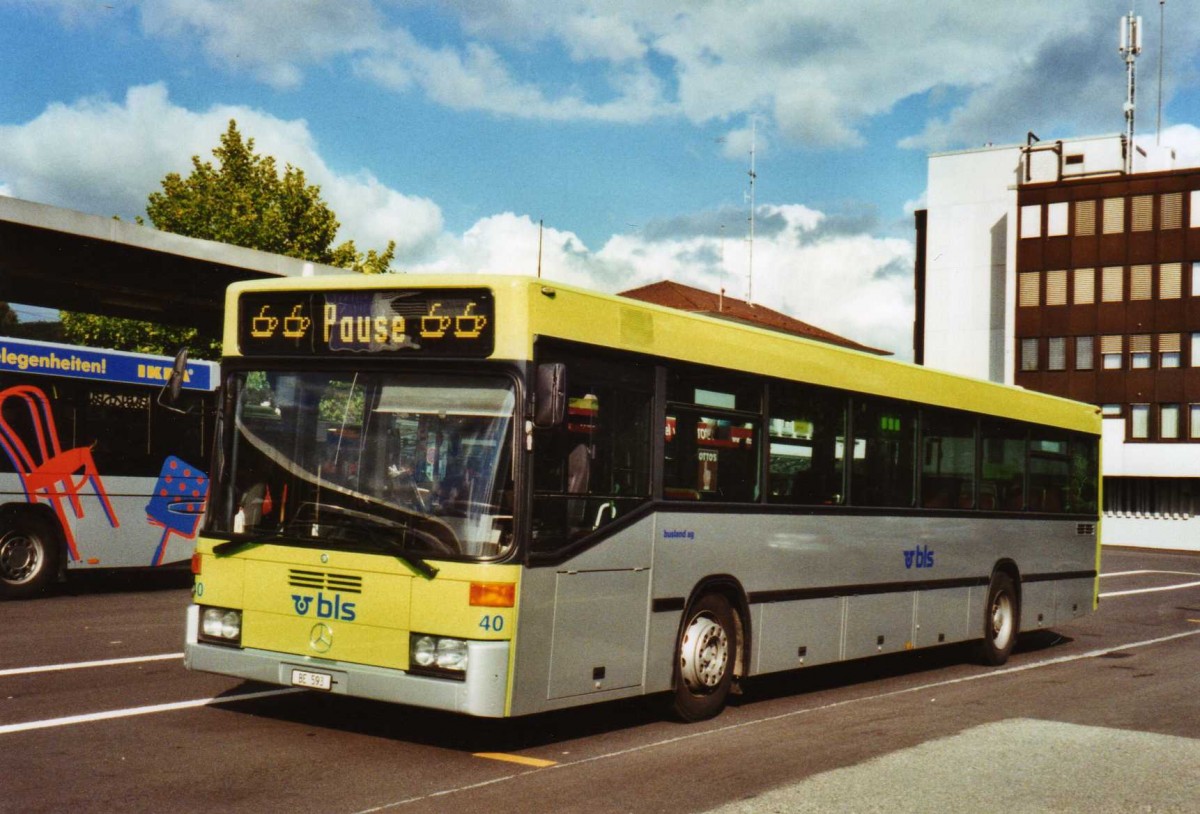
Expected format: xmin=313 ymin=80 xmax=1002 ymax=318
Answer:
xmin=0 ymin=336 xmax=219 ymax=598
xmin=186 ymin=276 xmax=1100 ymax=721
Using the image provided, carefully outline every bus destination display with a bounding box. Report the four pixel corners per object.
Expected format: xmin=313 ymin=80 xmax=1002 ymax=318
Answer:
xmin=238 ymin=289 xmax=494 ymax=357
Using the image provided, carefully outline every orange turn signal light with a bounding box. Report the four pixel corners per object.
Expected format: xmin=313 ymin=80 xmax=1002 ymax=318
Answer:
xmin=191 ymin=553 xmax=202 ymax=575
xmin=469 ymin=582 xmax=515 ymax=608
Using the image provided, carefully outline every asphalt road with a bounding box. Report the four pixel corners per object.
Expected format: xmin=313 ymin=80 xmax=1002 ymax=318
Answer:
xmin=2 ymin=547 xmax=1198 ymax=814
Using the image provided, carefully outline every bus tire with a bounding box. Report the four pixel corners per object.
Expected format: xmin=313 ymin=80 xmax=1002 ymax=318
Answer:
xmin=0 ymin=514 xmax=60 ymax=600
xmin=979 ymin=572 xmax=1019 ymax=666
xmin=671 ymin=592 xmax=737 ymax=722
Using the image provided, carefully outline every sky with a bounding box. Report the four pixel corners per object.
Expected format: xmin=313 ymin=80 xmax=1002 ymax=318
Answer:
xmin=3 ymin=1 xmax=1200 ymax=360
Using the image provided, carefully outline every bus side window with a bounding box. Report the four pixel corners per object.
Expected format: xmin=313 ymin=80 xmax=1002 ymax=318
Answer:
xmin=981 ymin=420 xmax=1028 ymax=511
xmin=920 ymin=409 xmax=977 ymax=509
xmin=663 ymin=367 xmax=761 ymax=503
xmin=767 ymin=382 xmax=846 ymax=505
xmin=849 ymin=397 xmax=916 ymax=508
xmin=530 ymin=349 xmax=652 ymax=556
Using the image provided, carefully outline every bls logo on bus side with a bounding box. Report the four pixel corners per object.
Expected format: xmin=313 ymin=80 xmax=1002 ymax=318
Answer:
xmin=903 ymin=544 xmax=935 ymax=569
xmin=292 ymin=592 xmax=357 ymax=622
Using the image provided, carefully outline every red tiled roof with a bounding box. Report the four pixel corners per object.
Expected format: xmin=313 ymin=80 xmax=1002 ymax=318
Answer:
xmin=619 ymin=280 xmax=890 ymax=356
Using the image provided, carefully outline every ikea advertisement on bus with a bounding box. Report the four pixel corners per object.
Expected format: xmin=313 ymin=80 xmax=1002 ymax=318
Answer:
xmin=0 ymin=337 xmax=216 ymax=391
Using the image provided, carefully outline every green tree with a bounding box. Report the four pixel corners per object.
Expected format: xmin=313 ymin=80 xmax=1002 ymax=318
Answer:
xmin=0 ymin=302 xmax=18 ymax=334
xmin=62 ymin=120 xmax=397 ymax=357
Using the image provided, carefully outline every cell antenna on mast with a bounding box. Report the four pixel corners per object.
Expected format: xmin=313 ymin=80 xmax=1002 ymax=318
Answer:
xmin=1119 ymin=7 xmax=1143 ymax=173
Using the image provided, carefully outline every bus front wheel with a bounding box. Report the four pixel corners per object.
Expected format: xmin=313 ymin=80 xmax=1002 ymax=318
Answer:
xmin=0 ymin=516 xmax=59 ymax=599
xmin=979 ymin=572 xmax=1019 ymax=666
xmin=671 ymin=593 xmax=737 ymax=722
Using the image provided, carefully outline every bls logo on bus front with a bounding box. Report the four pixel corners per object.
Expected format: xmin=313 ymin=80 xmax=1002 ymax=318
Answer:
xmin=292 ymin=592 xmax=357 ymax=622
xmin=903 ymin=545 xmax=935 ymax=569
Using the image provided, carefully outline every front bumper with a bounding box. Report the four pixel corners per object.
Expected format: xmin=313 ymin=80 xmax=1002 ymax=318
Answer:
xmin=183 ymin=604 xmax=511 ymax=717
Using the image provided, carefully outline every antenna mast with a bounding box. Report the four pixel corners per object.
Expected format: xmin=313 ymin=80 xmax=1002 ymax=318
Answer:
xmin=1156 ymin=0 xmax=1165 ymax=145
xmin=1119 ymin=7 xmax=1143 ymax=173
xmin=746 ymin=118 xmax=757 ymax=303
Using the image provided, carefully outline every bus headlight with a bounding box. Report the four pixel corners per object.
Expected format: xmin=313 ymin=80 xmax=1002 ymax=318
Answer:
xmin=199 ymin=606 xmax=242 ymax=645
xmin=409 ymin=634 xmax=468 ymax=678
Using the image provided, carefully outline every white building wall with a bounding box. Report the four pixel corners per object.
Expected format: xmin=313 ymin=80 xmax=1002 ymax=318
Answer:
xmin=923 ymin=145 xmax=1021 ymax=384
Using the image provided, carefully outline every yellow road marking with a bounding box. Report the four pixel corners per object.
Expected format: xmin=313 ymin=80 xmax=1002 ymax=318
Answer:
xmin=473 ymin=752 xmax=557 ymax=768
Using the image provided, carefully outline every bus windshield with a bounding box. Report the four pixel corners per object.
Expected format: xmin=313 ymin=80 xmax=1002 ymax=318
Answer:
xmin=209 ymin=370 xmax=516 ymax=560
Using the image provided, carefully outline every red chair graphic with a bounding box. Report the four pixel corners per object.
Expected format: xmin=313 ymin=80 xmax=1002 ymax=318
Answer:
xmin=0 ymin=385 xmax=120 ymax=562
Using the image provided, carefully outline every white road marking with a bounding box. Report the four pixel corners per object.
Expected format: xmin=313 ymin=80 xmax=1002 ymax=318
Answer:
xmin=1101 ymin=570 xmax=1200 ymax=578
xmin=0 ymin=688 xmax=300 ymax=736
xmin=1100 ymin=580 xmax=1200 ymax=598
xmin=351 ymin=628 xmax=1200 ymax=812
xmin=0 ymin=653 xmax=183 ymax=678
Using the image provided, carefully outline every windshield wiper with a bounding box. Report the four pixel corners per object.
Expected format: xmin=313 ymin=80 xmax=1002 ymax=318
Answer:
xmin=212 ymin=516 xmax=440 ymax=580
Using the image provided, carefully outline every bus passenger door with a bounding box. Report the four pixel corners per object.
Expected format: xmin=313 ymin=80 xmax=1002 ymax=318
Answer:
xmin=547 ymin=566 xmax=650 ymax=699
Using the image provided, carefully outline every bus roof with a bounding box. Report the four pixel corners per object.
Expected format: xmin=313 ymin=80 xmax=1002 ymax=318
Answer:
xmin=223 ymin=274 xmax=1100 ymax=435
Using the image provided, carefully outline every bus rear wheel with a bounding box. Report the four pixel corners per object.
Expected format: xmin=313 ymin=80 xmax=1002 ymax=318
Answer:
xmin=671 ymin=593 xmax=737 ymax=722
xmin=979 ymin=572 xmax=1019 ymax=666
xmin=0 ymin=516 xmax=59 ymax=599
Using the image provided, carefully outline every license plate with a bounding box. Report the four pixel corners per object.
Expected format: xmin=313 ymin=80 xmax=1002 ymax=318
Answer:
xmin=291 ymin=668 xmax=333 ymax=691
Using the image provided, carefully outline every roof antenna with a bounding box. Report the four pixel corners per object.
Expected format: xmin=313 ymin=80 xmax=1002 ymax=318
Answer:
xmin=1119 ymin=6 xmax=1143 ymax=173
xmin=1156 ymin=0 xmax=1166 ymax=145
xmin=536 ymin=219 xmax=544 ymax=278
xmin=746 ymin=117 xmax=757 ymax=304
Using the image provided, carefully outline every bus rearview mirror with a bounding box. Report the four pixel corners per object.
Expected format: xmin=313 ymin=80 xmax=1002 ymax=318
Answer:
xmin=157 ymin=348 xmax=191 ymax=413
xmin=534 ymin=363 xmax=567 ymax=428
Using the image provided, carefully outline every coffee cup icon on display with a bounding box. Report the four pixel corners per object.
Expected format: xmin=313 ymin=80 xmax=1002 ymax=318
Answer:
xmin=455 ymin=303 xmax=487 ymax=338
xmin=251 ymin=306 xmax=278 ymax=338
xmin=420 ymin=304 xmax=452 ymax=338
xmin=282 ymin=305 xmax=311 ymax=339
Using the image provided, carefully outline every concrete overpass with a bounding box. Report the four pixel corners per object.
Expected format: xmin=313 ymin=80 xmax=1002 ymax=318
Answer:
xmin=0 ymin=196 xmax=348 ymax=335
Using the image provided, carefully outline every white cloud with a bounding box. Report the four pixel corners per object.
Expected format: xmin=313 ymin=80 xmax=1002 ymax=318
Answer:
xmin=39 ymin=1 xmax=1200 ymax=152
xmin=1161 ymin=124 xmax=1200 ymax=169
xmin=0 ymin=83 xmax=442 ymax=257
xmin=138 ymin=0 xmax=385 ymax=89
xmin=409 ymin=205 xmax=914 ymax=358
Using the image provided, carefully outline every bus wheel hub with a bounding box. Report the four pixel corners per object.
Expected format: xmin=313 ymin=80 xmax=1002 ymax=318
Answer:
xmin=680 ymin=615 xmax=728 ymax=692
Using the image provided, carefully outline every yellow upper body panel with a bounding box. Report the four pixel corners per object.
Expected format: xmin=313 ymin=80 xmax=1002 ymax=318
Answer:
xmin=223 ymin=274 xmax=1100 ymax=436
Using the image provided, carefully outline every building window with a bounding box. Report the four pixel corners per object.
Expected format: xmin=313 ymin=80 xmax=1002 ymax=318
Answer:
xmin=1073 ymin=268 xmax=1095 ymax=304
xmin=1130 ymin=404 xmax=1150 ymax=439
xmin=1075 ymin=200 xmax=1096 ymax=235
xmin=1192 ymin=261 xmax=1200 ymax=296
xmin=1103 ymin=197 xmax=1125 ymax=233
xmin=1130 ymin=335 xmax=1152 ymax=369
xmin=1102 ymin=404 xmax=1123 ymax=418
xmin=1101 ymin=335 xmax=1123 ymax=369
xmin=1045 ymin=270 xmax=1067 ymax=305
xmin=1161 ymin=334 xmax=1182 ymax=368
xmin=1192 ymin=332 xmax=1200 ymax=367
xmin=1191 ymin=190 xmax=1200 ymax=228
xmin=1131 ymin=195 xmax=1154 ymax=231
xmin=1020 ymin=338 xmax=1039 ymax=371
xmin=1102 ymin=266 xmax=1124 ymax=302
xmin=1020 ymin=204 xmax=1041 ymax=239
xmin=1162 ymin=192 xmax=1183 ymax=229
xmin=1130 ymin=265 xmax=1152 ymax=300
xmin=1191 ymin=405 xmax=1200 ymax=439
xmin=1047 ymin=337 xmax=1066 ymax=370
xmin=1075 ymin=336 xmax=1094 ymax=370
xmin=1132 ymin=196 xmax=1152 ymax=232
xmin=1161 ymin=405 xmax=1181 ymax=439
xmin=1161 ymin=262 xmax=1182 ymax=299
xmin=1047 ymin=202 xmax=1069 ymax=236
xmin=1018 ymin=272 xmax=1040 ymax=307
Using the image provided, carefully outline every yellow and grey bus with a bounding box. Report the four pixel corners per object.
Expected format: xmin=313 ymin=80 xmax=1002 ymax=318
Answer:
xmin=185 ymin=275 xmax=1100 ymax=721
